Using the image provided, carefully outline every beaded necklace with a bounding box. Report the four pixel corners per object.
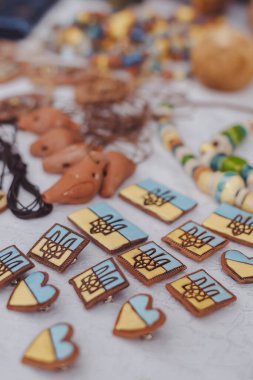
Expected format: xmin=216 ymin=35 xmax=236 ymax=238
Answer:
xmin=157 ymin=100 xmax=253 ymax=213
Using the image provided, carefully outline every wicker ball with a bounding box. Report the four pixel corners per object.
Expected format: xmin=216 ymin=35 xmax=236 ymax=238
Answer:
xmin=192 ymin=27 xmax=253 ymax=91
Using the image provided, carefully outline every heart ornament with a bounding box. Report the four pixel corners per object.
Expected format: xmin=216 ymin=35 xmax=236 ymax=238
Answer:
xmin=113 ymin=294 xmax=166 ymax=339
xmin=7 ymin=271 xmax=59 ymax=312
xmin=22 ymin=323 xmax=79 ymax=370
xmin=222 ymin=250 xmax=253 ymax=283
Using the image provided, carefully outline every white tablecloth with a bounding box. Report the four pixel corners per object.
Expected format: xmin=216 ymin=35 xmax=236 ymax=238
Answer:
xmin=1 ymin=1 xmax=253 ymax=379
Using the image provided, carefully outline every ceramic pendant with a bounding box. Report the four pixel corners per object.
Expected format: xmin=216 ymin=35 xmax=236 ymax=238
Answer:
xmin=120 ymin=178 xmax=198 ymax=224
xmin=203 ymin=204 xmax=253 ymax=247
xmin=28 ymin=224 xmax=89 ymax=272
xmin=69 ymin=258 xmax=129 ymax=309
xmin=30 ymin=127 xmax=83 ymax=157
xmin=43 ymin=152 xmax=108 ymax=204
xmin=22 ymin=323 xmax=79 ymax=371
xmin=117 ymin=241 xmax=186 ymax=285
xmin=68 ymin=201 xmax=148 ymax=253
xmin=43 ymin=143 xmax=87 ymax=174
xmin=100 ymin=151 xmax=136 ymax=198
xmin=7 ymin=271 xmax=59 ymax=312
xmin=0 ymin=246 xmax=34 ymax=288
xmin=18 ymin=107 xmax=80 ymax=135
xmin=113 ymin=294 xmax=166 ymax=339
xmin=221 ymin=250 xmax=253 ymax=283
xmin=162 ymin=220 xmax=228 ymax=262
xmin=166 ymin=269 xmax=236 ymax=317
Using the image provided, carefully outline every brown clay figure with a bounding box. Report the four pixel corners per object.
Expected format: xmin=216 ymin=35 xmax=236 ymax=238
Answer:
xmin=30 ymin=127 xmax=83 ymax=158
xmin=18 ymin=107 xmax=80 ymax=135
xmin=100 ymin=151 xmax=136 ymax=198
xmin=42 ymin=151 xmax=108 ymax=204
xmin=43 ymin=143 xmax=88 ymax=174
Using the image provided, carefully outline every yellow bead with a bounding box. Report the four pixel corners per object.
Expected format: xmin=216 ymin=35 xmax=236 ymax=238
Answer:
xmin=220 ymin=175 xmax=245 ymax=205
xmin=62 ymin=26 xmax=84 ymax=46
xmin=176 ymin=6 xmax=196 ymax=22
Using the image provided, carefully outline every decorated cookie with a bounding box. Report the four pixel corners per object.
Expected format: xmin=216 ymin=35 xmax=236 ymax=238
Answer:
xmin=7 ymin=271 xmax=59 ymax=312
xmin=113 ymin=294 xmax=166 ymax=339
xmin=69 ymin=258 xmax=129 ymax=309
xmin=68 ymin=202 xmax=148 ymax=254
xmin=162 ymin=221 xmax=228 ymax=262
xmin=203 ymin=204 xmax=253 ymax=247
xmin=22 ymin=323 xmax=79 ymax=371
xmin=0 ymin=246 xmax=34 ymax=288
xmin=119 ymin=178 xmax=197 ymax=224
xmin=221 ymin=250 xmax=253 ymax=283
xmin=117 ymin=241 xmax=186 ymax=285
xmin=28 ymin=224 xmax=89 ymax=272
xmin=166 ymin=269 xmax=236 ymax=317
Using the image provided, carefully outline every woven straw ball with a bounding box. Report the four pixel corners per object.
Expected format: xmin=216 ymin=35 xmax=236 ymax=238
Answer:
xmin=191 ymin=27 xmax=253 ymax=91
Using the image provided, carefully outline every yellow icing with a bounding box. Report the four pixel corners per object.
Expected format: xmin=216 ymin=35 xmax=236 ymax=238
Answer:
xmin=31 ymin=238 xmax=72 ymax=266
xmin=69 ymin=208 xmax=128 ymax=250
xmin=115 ymin=303 xmax=146 ymax=331
xmin=170 ymin=276 xmax=215 ymax=311
xmin=226 ymin=260 xmax=253 ymax=278
xmin=121 ymin=248 xmax=166 ymax=279
xmin=9 ymin=281 xmax=37 ymax=306
xmin=204 ymin=214 xmax=253 ymax=244
xmin=165 ymin=229 xmax=212 ymax=256
xmin=120 ymin=185 xmax=182 ymax=222
xmin=72 ymin=269 xmax=105 ymax=302
xmin=24 ymin=329 xmax=56 ymax=363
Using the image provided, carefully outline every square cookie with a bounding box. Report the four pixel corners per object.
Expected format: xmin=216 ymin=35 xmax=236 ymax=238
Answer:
xmin=166 ymin=269 xmax=236 ymax=317
xmin=162 ymin=220 xmax=228 ymax=262
xmin=203 ymin=204 xmax=253 ymax=247
xmin=68 ymin=202 xmax=148 ymax=254
xmin=0 ymin=245 xmax=34 ymax=288
xmin=119 ymin=178 xmax=197 ymax=223
xmin=69 ymin=258 xmax=129 ymax=309
xmin=117 ymin=241 xmax=186 ymax=286
xmin=28 ymin=224 xmax=89 ymax=272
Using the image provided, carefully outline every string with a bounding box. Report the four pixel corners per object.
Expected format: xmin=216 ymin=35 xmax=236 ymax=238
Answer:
xmin=0 ymin=125 xmax=53 ymax=219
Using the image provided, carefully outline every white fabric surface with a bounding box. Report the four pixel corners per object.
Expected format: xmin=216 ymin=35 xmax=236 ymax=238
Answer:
xmin=1 ymin=1 xmax=253 ymax=379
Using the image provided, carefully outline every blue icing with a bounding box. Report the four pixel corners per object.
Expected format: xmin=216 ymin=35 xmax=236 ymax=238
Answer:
xmin=25 ymin=272 xmax=56 ymax=303
xmin=46 ymin=224 xmax=84 ymax=250
xmin=93 ymin=259 xmax=125 ymax=290
xmin=89 ymin=202 xmax=148 ymax=241
xmin=225 ymin=250 xmax=252 ymax=264
xmin=0 ymin=246 xmax=30 ymax=273
xmin=215 ymin=204 xmax=253 ymax=222
xmin=129 ymin=295 xmax=160 ymax=325
xmin=189 ymin=270 xmax=233 ymax=303
xmin=50 ymin=324 xmax=74 ymax=360
xmin=138 ymin=178 xmax=197 ymax=211
xmin=139 ymin=242 xmax=182 ymax=271
xmin=180 ymin=222 xmax=225 ymax=247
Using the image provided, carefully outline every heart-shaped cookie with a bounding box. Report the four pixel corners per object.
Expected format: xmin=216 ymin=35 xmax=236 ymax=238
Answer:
xmin=22 ymin=323 xmax=79 ymax=370
xmin=7 ymin=271 xmax=59 ymax=312
xmin=113 ymin=294 xmax=166 ymax=339
xmin=222 ymin=250 xmax=253 ymax=283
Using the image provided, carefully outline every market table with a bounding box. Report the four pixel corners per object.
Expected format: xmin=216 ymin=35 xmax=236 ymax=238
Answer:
xmin=1 ymin=1 xmax=253 ymax=379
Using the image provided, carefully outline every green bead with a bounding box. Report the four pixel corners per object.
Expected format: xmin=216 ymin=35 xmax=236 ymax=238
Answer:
xmin=222 ymin=124 xmax=247 ymax=147
xmin=220 ymin=156 xmax=247 ymax=172
xmin=181 ymin=154 xmax=195 ymax=165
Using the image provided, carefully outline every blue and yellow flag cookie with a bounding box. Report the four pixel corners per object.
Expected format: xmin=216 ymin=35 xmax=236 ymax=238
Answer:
xmin=167 ymin=269 xmax=236 ymax=317
xmin=162 ymin=220 xmax=228 ymax=262
xmin=68 ymin=202 xmax=148 ymax=254
xmin=203 ymin=204 xmax=253 ymax=247
xmin=119 ymin=178 xmax=197 ymax=223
